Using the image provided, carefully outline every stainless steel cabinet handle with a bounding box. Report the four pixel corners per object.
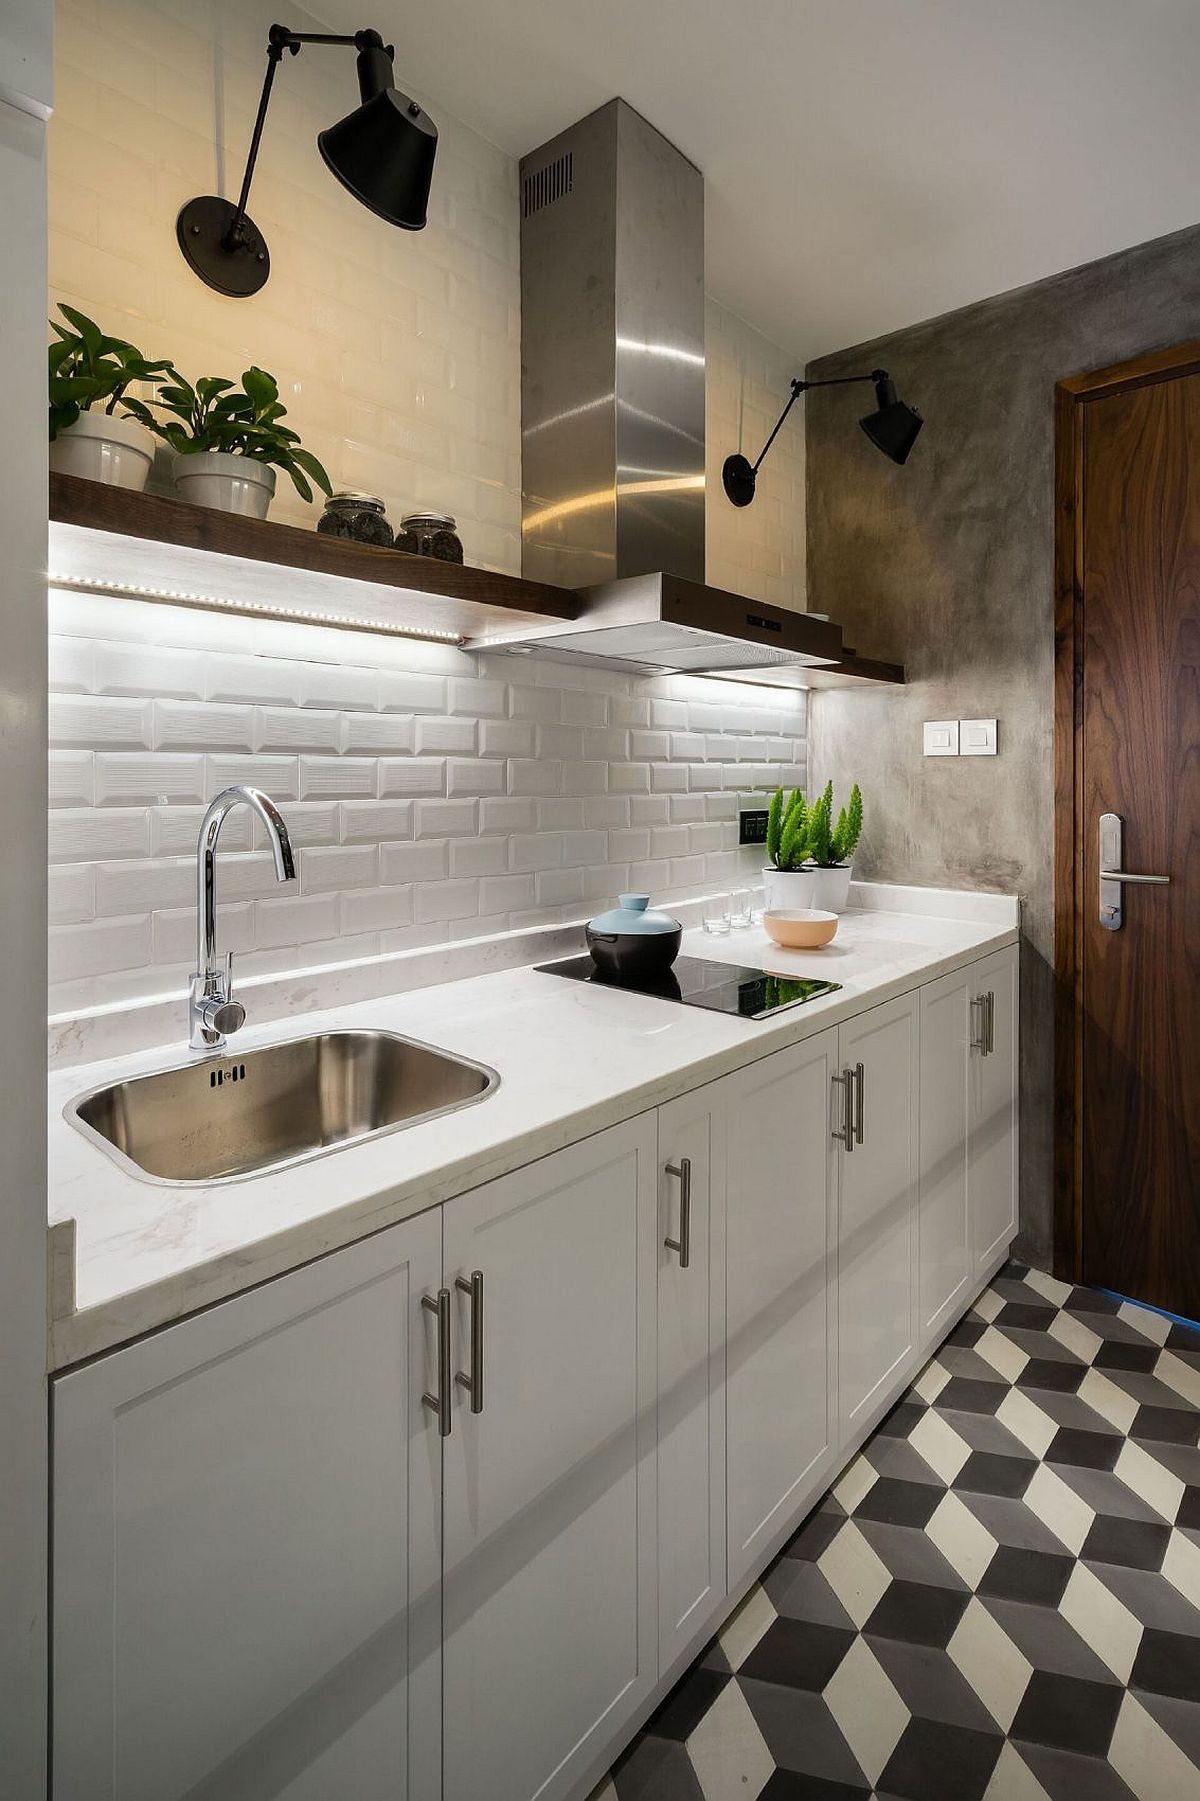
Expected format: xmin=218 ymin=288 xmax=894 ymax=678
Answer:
xmin=454 ymin=1270 xmax=484 ymax=1413
xmin=1099 ymin=811 xmax=1170 ymax=930
xmin=853 ymin=1061 xmax=865 ymax=1145
xmin=831 ymin=1070 xmax=854 ymax=1151
xmin=985 ymin=990 xmax=996 ymax=1056
xmin=970 ymin=995 xmax=986 ymax=1053
xmin=664 ymin=1158 xmax=692 ymax=1268
xmin=422 ymin=1288 xmax=453 ymax=1437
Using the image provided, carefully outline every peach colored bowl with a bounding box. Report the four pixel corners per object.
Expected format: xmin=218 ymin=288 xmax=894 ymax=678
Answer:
xmin=763 ymin=909 xmax=839 ymax=949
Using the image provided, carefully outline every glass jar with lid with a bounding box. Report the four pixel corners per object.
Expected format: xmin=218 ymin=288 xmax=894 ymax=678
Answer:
xmin=396 ymin=511 xmax=464 ymax=564
xmin=316 ymin=491 xmax=394 ymax=547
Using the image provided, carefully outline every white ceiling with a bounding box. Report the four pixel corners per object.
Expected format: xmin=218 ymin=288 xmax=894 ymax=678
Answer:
xmin=321 ymin=0 xmax=1200 ymax=364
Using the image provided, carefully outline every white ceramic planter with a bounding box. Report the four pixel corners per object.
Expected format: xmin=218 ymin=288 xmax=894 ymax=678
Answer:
xmin=807 ymin=864 xmax=853 ymax=913
xmin=762 ymin=865 xmax=816 ymax=911
xmin=172 ymin=451 xmax=276 ymax=519
xmin=49 ymin=412 xmax=155 ymax=491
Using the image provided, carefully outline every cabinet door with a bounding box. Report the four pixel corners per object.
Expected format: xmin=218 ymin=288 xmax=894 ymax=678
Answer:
xmin=725 ymin=1032 xmax=839 ymax=1589
xmin=838 ymin=992 xmax=920 ymax=1439
xmin=657 ymin=1086 xmax=726 ymax=1671
xmin=970 ymin=944 xmax=1019 ymax=1274
xmin=442 ymin=1117 xmax=658 ymax=1801
xmin=919 ymin=969 xmax=973 ymax=1348
xmin=52 ymin=1212 xmax=444 ymax=1801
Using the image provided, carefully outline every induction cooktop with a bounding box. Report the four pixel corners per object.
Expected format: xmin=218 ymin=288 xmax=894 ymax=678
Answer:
xmin=535 ymin=954 xmax=841 ymax=1020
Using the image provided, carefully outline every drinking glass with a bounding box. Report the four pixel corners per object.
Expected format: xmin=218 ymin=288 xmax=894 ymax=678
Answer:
xmin=702 ymin=894 xmax=731 ymax=934
xmin=729 ymin=887 xmax=752 ymax=929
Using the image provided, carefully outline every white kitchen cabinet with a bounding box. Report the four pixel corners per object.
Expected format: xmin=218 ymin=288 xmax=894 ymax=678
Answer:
xmin=52 ymin=1212 xmax=444 ymax=1801
xmin=725 ymin=1033 xmax=840 ymax=1589
xmin=656 ymin=1086 xmax=726 ymax=1670
xmin=837 ymin=993 xmax=920 ymax=1440
xmin=919 ymin=968 xmax=974 ymax=1344
xmin=969 ymin=944 xmax=1019 ymax=1275
xmin=440 ymin=1116 xmax=658 ymax=1801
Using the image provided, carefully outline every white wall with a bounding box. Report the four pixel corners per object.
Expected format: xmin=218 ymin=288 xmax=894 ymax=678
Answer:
xmin=48 ymin=0 xmax=522 ymax=563
xmin=47 ymin=590 xmax=806 ymax=1013
xmin=0 ymin=28 xmax=49 ymax=1801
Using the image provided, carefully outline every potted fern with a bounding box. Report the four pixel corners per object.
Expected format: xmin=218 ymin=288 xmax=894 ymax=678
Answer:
xmin=47 ymin=305 xmax=173 ymax=491
xmin=763 ymin=780 xmax=863 ymax=914
xmin=125 ymin=365 xmax=332 ymax=519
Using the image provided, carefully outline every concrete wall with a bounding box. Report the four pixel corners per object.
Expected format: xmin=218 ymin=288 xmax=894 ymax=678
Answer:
xmin=805 ymin=222 xmax=1200 ymax=1268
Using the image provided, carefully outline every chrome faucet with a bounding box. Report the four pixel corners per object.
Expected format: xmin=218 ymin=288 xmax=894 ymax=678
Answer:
xmin=189 ymin=786 xmax=296 ymax=1051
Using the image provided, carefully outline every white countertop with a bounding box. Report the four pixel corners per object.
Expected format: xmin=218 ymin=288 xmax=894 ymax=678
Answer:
xmin=47 ymin=887 xmax=1019 ymax=1369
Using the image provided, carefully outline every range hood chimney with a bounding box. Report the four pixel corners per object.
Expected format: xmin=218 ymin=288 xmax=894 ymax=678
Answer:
xmin=520 ymin=98 xmax=706 ymax=588
xmin=475 ymin=98 xmax=840 ymax=678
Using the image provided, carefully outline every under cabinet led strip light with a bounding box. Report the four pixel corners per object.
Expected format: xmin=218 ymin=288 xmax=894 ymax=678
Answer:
xmin=46 ymin=570 xmax=465 ymax=646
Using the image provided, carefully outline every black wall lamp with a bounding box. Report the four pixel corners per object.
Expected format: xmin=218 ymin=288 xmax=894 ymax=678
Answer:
xmin=177 ymin=22 xmax=437 ymax=299
xmin=722 ymin=369 xmax=923 ymax=506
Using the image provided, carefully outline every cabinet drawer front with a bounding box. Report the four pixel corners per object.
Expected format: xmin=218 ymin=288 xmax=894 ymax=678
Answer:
xmin=52 ymin=1214 xmax=444 ymax=1801
xmin=441 ymin=1116 xmax=658 ymax=1801
xmin=657 ymin=1088 xmax=726 ymax=1669
xmin=919 ymin=970 xmax=973 ymax=1346
xmin=970 ymin=943 xmax=1019 ymax=1272
xmin=838 ymin=992 xmax=920 ymax=1437
xmin=725 ymin=1031 xmax=839 ymax=1586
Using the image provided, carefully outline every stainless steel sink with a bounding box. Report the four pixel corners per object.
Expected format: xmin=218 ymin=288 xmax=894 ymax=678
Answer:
xmin=67 ymin=1030 xmax=500 ymax=1185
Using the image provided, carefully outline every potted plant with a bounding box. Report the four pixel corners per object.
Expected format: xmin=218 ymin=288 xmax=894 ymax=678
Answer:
xmin=125 ymin=365 xmax=332 ymax=519
xmin=47 ymin=304 xmax=173 ymax=491
xmin=763 ymin=780 xmax=863 ymax=913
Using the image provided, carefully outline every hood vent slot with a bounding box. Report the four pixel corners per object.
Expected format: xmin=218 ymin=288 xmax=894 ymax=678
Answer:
xmin=522 ymin=152 xmax=573 ymax=218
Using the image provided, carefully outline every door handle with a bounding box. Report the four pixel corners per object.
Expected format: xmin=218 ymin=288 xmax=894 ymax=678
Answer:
xmin=1099 ymin=811 xmax=1170 ymax=930
xmin=853 ymin=1061 xmax=865 ymax=1145
xmin=422 ymin=1288 xmax=453 ymax=1437
xmin=831 ymin=1069 xmax=854 ymax=1151
xmin=664 ymin=1158 xmax=692 ymax=1267
xmin=454 ymin=1270 xmax=484 ymax=1414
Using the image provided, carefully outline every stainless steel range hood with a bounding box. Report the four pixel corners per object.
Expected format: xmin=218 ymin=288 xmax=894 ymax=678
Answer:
xmin=472 ymin=572 xmax=842 ymax=674
xmin=473 ymin=98 xmax=837 ymax=680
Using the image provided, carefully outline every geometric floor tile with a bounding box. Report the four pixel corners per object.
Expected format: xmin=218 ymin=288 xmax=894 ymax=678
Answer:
xmin=596 ymin=1263 xmax=1200 ymax=1801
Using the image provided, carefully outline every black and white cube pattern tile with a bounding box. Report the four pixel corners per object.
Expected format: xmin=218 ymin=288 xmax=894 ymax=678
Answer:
xmin=593 ymin=1262 xmax=1200 ymax=1801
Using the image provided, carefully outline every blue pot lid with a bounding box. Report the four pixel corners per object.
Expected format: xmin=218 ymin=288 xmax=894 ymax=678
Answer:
xmin=588 ymin=893 xmax=681 ymax=936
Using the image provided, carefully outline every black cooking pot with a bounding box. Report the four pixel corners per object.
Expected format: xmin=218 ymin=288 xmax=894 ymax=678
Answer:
xmin=585 ymin=893 xmax=682 ymax=980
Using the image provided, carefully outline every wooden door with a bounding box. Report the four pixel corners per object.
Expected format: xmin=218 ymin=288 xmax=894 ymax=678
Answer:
xmin=52 ymin=1213 xmax=444 ymax=1801
xmin=441 ymin=1117 xmax=658 ymax=1801
xmin=1056 ymin=348 xmax=1200 ymax=1316
xmin=838 ymin=993 xmax=920 ymax=1440
xmin=724 ymin=1033 xmax=839 ymax=1589
xmin=656 ymin=1086 xmax=726 ymax=1672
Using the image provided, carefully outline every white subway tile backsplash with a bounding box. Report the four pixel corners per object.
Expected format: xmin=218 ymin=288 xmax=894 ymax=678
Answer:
xmin=95 ymin=642 xmax=205 ymax=702
xmin=46 ymin=603 xmax=806 ymax=1001
xmin=49 ymin=751 xmax=95 ymax=809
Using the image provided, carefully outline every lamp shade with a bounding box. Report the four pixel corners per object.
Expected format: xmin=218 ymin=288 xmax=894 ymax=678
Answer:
xmin=318 ymin=87 xmax=438 ymax=230
xmin=859 ymin=376 xmax=923 ymax=465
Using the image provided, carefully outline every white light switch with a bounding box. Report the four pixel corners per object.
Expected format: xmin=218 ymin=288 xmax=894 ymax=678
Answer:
xmin=960 ymin=718 xmax=998 ymax=756
xmin=923 ymin=720 xmax=959 ymax=757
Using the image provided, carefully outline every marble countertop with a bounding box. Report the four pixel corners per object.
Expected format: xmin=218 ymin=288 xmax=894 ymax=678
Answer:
xmin=47 ymin=886 xmax=1019 ymax=1370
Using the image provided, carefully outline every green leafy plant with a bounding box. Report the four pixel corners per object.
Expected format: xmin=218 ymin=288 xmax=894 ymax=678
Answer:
xmin=125 ymin=365 xmax=332 ymax=503
xmin=765 ymin=780 xmax=863 ymax=869
xmin=48 ymin=304 xmax=174 ymax=439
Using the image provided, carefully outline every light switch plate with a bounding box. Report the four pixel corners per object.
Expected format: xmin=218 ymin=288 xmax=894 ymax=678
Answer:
xmin=960 ymin=718 xmax=998 ymax=756
xmin=923 ymin=720 xmax=959 ymax=757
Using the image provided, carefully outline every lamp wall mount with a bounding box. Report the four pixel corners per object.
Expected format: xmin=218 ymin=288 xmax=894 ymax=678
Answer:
xmin=722 ymin=367 xmax=922 ymax=506
xmin=177 ymin=22 xmax=435 ymax=299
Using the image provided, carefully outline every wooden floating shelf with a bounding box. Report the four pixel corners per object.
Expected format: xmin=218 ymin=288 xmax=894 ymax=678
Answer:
xmin=48 ymin=473 xmax=580 ymax=644
xmin=47 ymin=474 xmax=903 ymax=685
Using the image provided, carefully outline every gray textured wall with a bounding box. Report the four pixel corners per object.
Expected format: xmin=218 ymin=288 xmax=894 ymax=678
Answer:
xmin=805 ymin=223 xmax=1200 ymax=1268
